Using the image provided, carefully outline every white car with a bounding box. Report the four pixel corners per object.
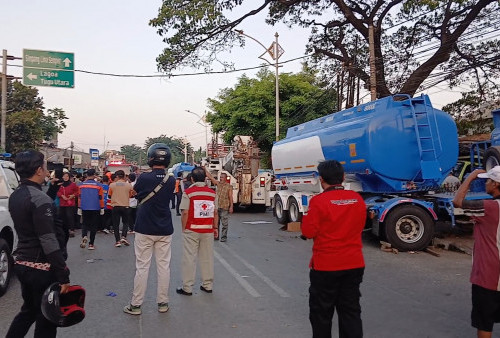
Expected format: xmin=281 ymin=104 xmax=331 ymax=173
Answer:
xmin=0 ymin=160 xmax=19 ymax=297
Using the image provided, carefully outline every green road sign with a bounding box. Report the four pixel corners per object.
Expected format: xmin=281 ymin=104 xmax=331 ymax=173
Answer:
xmin=23 ymin=49 xmax=74 ymax=70
xmin=23 ymin=49 xmax=74 ymax=88
xmin=23 ymin=67 xmax=74 ymax=88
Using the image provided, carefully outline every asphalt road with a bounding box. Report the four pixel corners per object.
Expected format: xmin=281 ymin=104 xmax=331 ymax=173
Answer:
xmin=0 ymin=210 xmax=498 ymax=338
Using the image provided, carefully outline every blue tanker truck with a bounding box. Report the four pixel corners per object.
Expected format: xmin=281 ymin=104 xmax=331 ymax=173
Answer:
xmin=271 ymin=94 xmax=492 ymax=251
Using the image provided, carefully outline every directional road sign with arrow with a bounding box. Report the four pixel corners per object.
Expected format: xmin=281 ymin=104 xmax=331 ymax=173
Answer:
xmin=23 ymin=49 xmax=74 ymax=88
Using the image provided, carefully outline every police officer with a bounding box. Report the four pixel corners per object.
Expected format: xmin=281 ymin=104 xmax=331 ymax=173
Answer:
xmin=6 ymin=150 xmax=70 ymax=338
xmin=124 ymin=143 xmax=175 ymax=315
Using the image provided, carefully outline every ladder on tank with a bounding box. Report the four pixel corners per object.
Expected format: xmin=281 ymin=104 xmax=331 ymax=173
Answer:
xmin=409 ymin=97 xmax=443 ymax=180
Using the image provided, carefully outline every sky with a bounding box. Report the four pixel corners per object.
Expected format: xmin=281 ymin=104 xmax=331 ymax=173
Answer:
xmin=2 ymin=0 xmax=462 ymax=155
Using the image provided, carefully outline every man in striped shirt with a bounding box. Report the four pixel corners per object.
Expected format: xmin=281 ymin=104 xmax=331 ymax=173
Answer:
xmin=454 ymin=166 xmax=500 ymax=338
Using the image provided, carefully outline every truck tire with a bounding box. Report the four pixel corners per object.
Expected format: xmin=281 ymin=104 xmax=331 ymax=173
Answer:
xmin=288 ymin=197 xmax=302 ymax=222
xmin=274 ymin=196 xmax=289 ymax=224
xmin=484 ymin=146 xmax=500 ymax=171
xmin=0 ymin=238 xmax=13 ymax=297
xmin=384 ymin=206 xmax=434 ymax=251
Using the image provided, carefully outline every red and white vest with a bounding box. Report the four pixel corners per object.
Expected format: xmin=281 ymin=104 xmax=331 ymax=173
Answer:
xmin=185 ymin=184 xmax=216 ymax=233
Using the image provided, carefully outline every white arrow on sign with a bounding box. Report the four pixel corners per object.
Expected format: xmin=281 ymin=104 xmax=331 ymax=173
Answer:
xmin=27 ymin=73 xmax=37 ymax=81
xmin=63 ymin=58 xmax=72 ymax=68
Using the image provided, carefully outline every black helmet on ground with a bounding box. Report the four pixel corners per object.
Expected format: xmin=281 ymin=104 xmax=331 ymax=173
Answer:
xmin=41 ymin=283 xmax=86 ymax=327
xmin=147 ymin=143 xmax=171 ymax=167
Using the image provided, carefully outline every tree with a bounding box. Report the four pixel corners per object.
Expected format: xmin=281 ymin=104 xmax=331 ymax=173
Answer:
xmin=41 ymin=108 xmax=68 ymax=142
xmin=442 ymin=84 xmax=500 ymax=135
xmin=206 ymin=67 xmax=337 ymax=153
xmin=150 ymin=0 xmax=499 ymax=97
xmin=144 ymin=135 xmax=193 ymax=166
xmin=120 ymin=144 xmax=146 ymax=166
xmin=2 ymin=81 xmax=67 ymax=154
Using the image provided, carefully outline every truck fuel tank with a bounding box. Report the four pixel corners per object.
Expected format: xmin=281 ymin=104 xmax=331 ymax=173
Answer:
xmin=272 ymin=94 xmax=458 ymax=193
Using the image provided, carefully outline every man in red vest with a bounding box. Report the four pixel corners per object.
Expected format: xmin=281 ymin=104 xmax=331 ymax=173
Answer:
xmin=176 ymin=167 xmax=219 ymax=295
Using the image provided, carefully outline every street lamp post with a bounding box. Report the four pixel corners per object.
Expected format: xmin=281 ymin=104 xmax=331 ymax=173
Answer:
xmin=185 ymin=110 xmax=209 ymax=158
xmin=235 ymin=30 xmax=284 ymax=141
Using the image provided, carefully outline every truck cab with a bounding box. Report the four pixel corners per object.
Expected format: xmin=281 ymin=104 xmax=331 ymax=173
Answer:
xmin=0 ymin=159 xmax=20 ymax=297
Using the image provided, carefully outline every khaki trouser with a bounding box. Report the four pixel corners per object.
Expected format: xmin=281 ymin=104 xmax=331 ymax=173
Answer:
xmin=218 ymin=208 xmax=230 ymax=241
xmin=131 ymin=232 xmax=172 ymax=306
xmin=181 ymin=230 xmax=214 ymax=293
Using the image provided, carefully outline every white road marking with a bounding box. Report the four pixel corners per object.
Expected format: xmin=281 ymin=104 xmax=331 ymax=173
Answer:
xmin=214 ymin=250 xmax=261 ymax=297
xmin=220 ymin=243 xmax=291 ymax=298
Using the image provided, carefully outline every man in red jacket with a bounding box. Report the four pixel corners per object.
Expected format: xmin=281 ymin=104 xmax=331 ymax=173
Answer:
xmin=301 ymin=160 xmax=366 ymax=338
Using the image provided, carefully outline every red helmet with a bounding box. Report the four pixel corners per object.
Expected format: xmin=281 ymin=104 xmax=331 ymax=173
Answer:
xmin=41 ymin=283 xmax=86 ymax=327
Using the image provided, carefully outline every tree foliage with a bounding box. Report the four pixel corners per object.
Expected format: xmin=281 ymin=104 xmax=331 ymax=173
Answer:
xmin=144 ymin=135 xmax=194 ymax=167
xmin=1 ymin=81 xmax=67 ymax=154
xmin=442 ymin=84 xmax=500 ymax=135
xmin=150 ymin=0 xmax=499 ymax=97
xmin=206 ymin=67 xmax=337 ymax=153
xmin=120 ymin=144 xmax=146 ymax=166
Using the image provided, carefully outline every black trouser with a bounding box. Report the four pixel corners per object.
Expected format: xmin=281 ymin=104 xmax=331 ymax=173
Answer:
xmin=59 ymin=206 xmax=75 ymax=232
xmin=100 ymin=209 xmax=112 ymax=231
xmin=112 ymin=206 xmax=129 ymax=242
xmin=82 ymin=210 xmax=100 ymax=245
xmin=309 ymin=267 xmax=364 ymax=338
xmin=6 ymin=265 xmax=58 ymax=338
xmin=170 ymin=194 xmax=176 ymax=209
xmin=129 ymin=207 xmax=137 ymax=231
xmin=175 ymin=192 xmax=182 ymax=214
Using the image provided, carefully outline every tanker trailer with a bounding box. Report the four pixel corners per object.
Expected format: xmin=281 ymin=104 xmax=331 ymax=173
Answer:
xmin=271 ymin=94 xmax=459 ymax=251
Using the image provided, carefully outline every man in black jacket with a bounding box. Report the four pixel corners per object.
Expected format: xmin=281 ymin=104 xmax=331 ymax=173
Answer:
xmin=6 ymin=150 xmax=70 ymax=338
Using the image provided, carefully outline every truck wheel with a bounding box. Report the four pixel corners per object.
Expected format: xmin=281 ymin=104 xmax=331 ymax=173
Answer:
xmin=384 ymin=206 xmax=434 ymax=251
xmin=288 ymin=197 xmax=302 ymax=222
xmin=484 ymin=146 xmax=500 ymax=171
xmin=0 ymin=238 xmax=13 ymax=297
xmin=274 ymin=196 xmax=289 ymax=224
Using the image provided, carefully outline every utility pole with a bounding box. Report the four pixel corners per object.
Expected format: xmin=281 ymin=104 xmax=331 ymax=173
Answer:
xmin=1 ymin=50 xmax=7 ymax=152
xmin=69 ymin=141 xmax=74 ymax=171
xmin=234 ymin=29 xmax=284 ymax=141
xmin=0 ymin=50 xmax=21 ymax=152
xmin=368 ymin=24 xmax=377 ymax=101
xmin=274 ymin=32 xmax=280 ymax=142
xmin=185 ymin=109 xmax=209 ymax=158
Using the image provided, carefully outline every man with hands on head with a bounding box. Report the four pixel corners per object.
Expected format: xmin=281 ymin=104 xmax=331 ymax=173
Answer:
xmin=6 ymin=150 xmax=70 ymax=338
xmin=453 ymin=166 xmax=500 ymax=338
xmin=204 ymin=167 xmax=233 ymax=242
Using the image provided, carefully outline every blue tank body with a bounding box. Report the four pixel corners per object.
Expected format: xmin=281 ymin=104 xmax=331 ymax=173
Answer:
xmin=272 ymin=94 xmax=458 ymax=193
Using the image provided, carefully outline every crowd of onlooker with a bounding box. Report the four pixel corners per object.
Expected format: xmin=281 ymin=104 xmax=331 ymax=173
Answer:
xmin=42 ymin=168 xmax=191 ymax=250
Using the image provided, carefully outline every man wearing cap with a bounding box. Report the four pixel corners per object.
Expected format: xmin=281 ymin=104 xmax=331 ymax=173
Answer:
xmin=453 ymin=166 xmax=500 ymax=338
xmin=77 ymin=169 xmax=104 ymax=250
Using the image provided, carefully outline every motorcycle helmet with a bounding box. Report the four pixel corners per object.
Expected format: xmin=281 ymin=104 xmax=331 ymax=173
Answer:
xmin=41 ymin=283 xmax=86 ymax=327
xmin=147 ymin=143 xmax=171 ymax=167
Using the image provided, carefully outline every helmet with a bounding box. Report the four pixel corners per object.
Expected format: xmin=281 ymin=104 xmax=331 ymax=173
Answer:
xmin=147 ymin=143 xmax=171 ymax=167
xmin=41 ymin=283 xmax=86 ymax=327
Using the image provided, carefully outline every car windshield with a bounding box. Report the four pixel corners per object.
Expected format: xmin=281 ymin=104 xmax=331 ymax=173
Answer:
xmin=452 ymin=162 xmax=465 ymax=177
